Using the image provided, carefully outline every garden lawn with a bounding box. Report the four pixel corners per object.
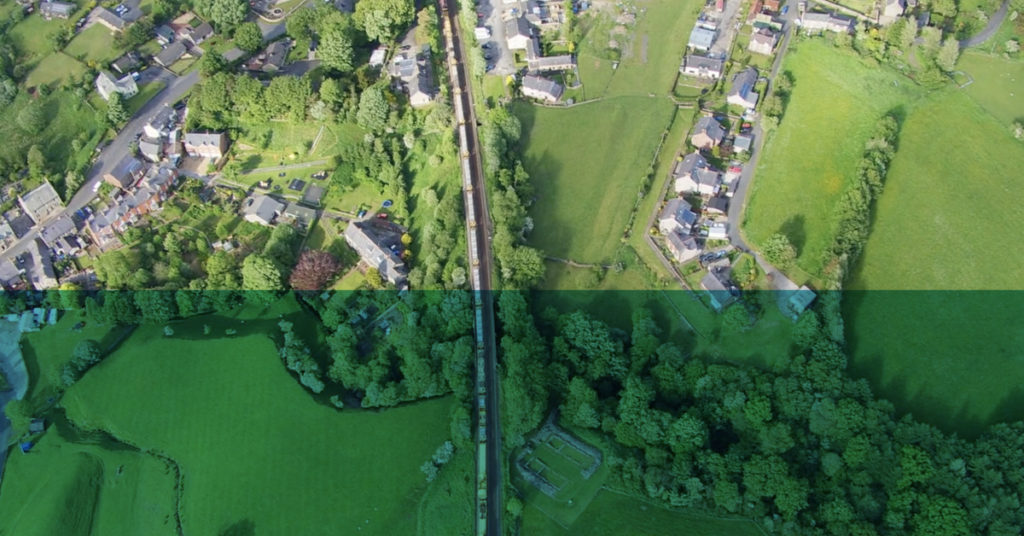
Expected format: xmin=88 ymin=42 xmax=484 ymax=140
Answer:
xmin=0 ymin=431 xmax=177 ymax=536
xmin=843 ymin=291 xmax=1024 ymax=437
xmin=24 ymin=52 xmax=87 ymax=88
xmin=65 ymin=25 xmax=123 ymax=64
xmin=8 ymin=14 xmax=64 ymax=64
xmin=958 ymin=51 xmax=1024 ymax=127
xmin=62 ymin=326 xmax=454 ymax=535
xmin=521 ymin=489 xmax=764 ymax=536
xmin=848 ymin=90 xmax=1024 ymax=289
xmin=513 ymin=97 xmax=675 ymax=264
xmin=742 ymin=39 xmax=924 ymax=279
xmin=126 ymin=81 xmax=167 ymax=115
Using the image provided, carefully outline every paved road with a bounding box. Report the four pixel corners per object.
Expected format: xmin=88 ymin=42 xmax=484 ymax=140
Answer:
xmin=960 ymin=0 xmax=1010 ymax=47
xmin=0 ymin=68 xmax=199 ymax=265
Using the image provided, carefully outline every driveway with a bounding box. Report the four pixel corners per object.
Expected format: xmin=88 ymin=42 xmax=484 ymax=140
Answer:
xmin=710 ymin=0 xmax=745 ymax=57
xmin=960 ymin=0 xmax=1009 ymax=48
xmin=0 ymin=69 xmax=200 ymax=265
xmin=480 ymin=0 xmax=517 ymax=75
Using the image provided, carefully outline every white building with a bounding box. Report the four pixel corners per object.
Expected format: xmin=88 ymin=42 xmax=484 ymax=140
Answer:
xmin=95 ymin=70 xmax=138 ymax=101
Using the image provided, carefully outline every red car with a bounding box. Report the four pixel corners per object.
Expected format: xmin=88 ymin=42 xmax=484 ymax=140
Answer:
xmin=377 ymin=213 xmax=389 ymax=219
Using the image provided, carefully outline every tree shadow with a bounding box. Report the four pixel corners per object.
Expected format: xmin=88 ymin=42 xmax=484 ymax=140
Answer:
xmin=777 ymin=214 xmax=806 ymax=256
xmin=219 ymin=519 xmax=255 ymax=536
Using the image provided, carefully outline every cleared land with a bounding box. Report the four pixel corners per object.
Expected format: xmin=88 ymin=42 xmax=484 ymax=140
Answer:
xmin=59 ymin=323 xmax=453 ymax=535
xmin=514 ymin=97 xmax=674 ymax=264
xmin=742 ymin=39 xmax=924 ymax=280
xmin=522 ymin=489 xmax=764 ymax=536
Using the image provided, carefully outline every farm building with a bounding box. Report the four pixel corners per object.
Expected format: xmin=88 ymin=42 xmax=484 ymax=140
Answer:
xmin=688 ymin=26 xmax=716 ymax=51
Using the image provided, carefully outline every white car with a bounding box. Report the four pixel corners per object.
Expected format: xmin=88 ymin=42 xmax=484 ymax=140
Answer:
xmin=92 ymin=182 xmax=101 ymax=193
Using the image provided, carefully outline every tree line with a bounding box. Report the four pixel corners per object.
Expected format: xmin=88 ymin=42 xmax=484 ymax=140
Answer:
xmin=495 ymin=291 xmax=1024 ymax=534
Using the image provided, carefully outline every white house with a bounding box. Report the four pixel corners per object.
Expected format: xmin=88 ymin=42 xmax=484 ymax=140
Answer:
xmin=681 ymin=54 xmax=724 ymax=79
xmin=666 ymin=232 xmax=701 ymax=264
xmin=95 ymin=71 xmax=138 ymax=101
xmin=673 ymin=153 xmax=721 ymax=195
xmin=505 ymin=16 xmax=533 ymax=50
xmin=658 ymin=198 xmax=698 ymax=235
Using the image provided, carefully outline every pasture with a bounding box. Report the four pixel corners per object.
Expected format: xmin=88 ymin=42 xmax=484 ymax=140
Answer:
xmin=59 ymin=323 xmax=454 ymax=535
xmin=0 ymin=431 xmax=177 ymax=536
xmin=958 ymin=51 xmax=1024 ymax=127
xmin=843 ymin=291 xmax=1024 ymax=437
xmin=513 ymin=97 xmax=674 ymax=264
xmin=847 ymin=90 xmax=1024 ymax=289
xmin=521 ymin=489 xmax=765 ymax=536
xmin=742 ymin=39 xmax=924 ymax=280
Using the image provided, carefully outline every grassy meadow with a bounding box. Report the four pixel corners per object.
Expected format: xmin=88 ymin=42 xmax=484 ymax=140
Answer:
xmin=513 ymin=97 xmax=674 ymax=264
xmin=742 ymin=39 xmax=925 ymax=281
xmin=958 ymin=51 xmax=1024 ymax=128
xmin=58 ymin=325 xmax=454 ymax=535
xmin=521 ymin=489 xmax=764 ymax=536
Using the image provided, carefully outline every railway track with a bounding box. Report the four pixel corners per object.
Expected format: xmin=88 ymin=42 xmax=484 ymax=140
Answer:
xmin=438 ymin=2 xmax=503 ymax=535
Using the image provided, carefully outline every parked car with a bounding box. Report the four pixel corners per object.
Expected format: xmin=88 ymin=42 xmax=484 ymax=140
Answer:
xmin=130 ymin=71 xmax=140 ymax=81
xmin=377 ymin=213 xmax=388 ymax=219
xmin=781 ymin=5 xmax=789 ymax=15
xmin=357 ymin=209 xmax=367 ymax=218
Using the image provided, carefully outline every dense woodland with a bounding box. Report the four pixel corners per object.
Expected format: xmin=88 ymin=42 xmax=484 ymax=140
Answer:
xmin=495 ymin=291 xmax=1024 ymax=535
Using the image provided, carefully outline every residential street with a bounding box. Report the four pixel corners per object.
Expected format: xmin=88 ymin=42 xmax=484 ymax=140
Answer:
xmin=0 ymin=68 xmax=199 ymax=265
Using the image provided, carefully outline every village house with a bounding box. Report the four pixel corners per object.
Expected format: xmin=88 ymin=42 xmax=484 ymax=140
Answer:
xmin=110 ymin=51 xmax=141 ymax=74
xmin=727 ymin=67 xmax=759 ymax=110
xmin=521 ymin=74 xmax=564 ymax=103
xmin=39 ymin=215 xmax=81 ymax=256
xmin=143 ymin=106 xmax=178 ymax=139
xmin=90 ymin=6 xmax=127 ymax=32
xmin=666 ymin=232 xmax=701 ymax=264
xmin=681 ymin=54 xmax=724 ymax=79
xmin=154 ymin=41 xmax=187 ymax=67
xmin=104 ymin=156 xmax=145 ymax=189
xmin=688 ymin=26 xmax=717 ymax=51
xmin=0 ymin=219 xmax=15 ymax=252
xmin=733 ymin=133 xmax=753 ymax=153
xmin=701 ymin=268 xmax=736 ymax=311
xmin=527 ymin=53 xmax=576 ymax=73
xmin=705 ymin=196 xmax=729 ymax=216
xmin=782 ymin=285 xmax=817 ymax=319
xmin=748 ymin=27 xmax=778 ymax=55
xmin=86 ymin=166 xmax=178 ymax=249
xmin=138 ymin=137 xmax=162 ymax=162
xmin=95 ymin=70 xmax=138 ymax=101
xmin=18 ymin=181 xmax=64 ymax=225
xmin=26 ymin=238 xmax=58 ymax=290
xmin=242 ymin=194 xmax=285 ymax=226
xmin=344 ymin=221 xmax=408 ymax=288
xmin=282 ymin=202 xmax=317 ymax=228
xmin=798 ymin=11 xmax=854 ymax=33
xmin=658 ymin=198 xmax=698 ymax=235
xmin=183 ymin=132 xmax=229 ymax=160
xmin=155 ymin=24 xmax=176 ymax=45
xmin=40 ymin=1 xmax=76 ymax=20
xmin=186 ymin=21 xmax=213 ymax=46
xmin=691 ymin=116 xmax=726 ymax=149
xmin=390 ymin=50 xmax=435 ymax=108
xmin=505 ymin=16 xmax=533 ymax=50
xmin=263 ymin=39 xmax=292 ymax=72
xmin=673 ymin=153 xmax=721 ymax=195
xmin=879 ymin=0 xmax=905 ymax=24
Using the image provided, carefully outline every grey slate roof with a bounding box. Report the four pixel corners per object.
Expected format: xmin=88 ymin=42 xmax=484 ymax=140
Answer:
xmin=694 ymin=116 xmax=726 ymax=143
xmin=18 ymin=182 xmax=63 ymax=224
xmin=189 ymin=22 xmax=213 ymax=43
xmin=242 ymin=194 xmax=284 ymax=225
xmin=674 ymin=153 xmax=710 ymax=178
xmin=706 ymin=196 xmax=729 ymax=214
xmin=41 ymin=1 xmax=76 ymax=18
xmin=683 ymin=54 xmax=724 ymax=74
xmin=155 ymin=24 xmax=175 ymax=42
xmin=505 ymin=16 xmax=532 ymax=39
xmin=264 ymin=39 xmax=290 ymax=70
xmin=39 ymin=215 xmax=76 ymax=247
xmin=107 ymin=156 xmax=144 ymax=188
xmin=522 ymin=74 xmax=564 ymax=100
xmin=155 ymin=41 xmax=187 ymax=66
xmin=343 ymin=221 xmax=407 ymax=286
xmin=688 ymin=26 xmax=716 ymax=49
xmin=659 ymin=198 xmax=698 ymax=227
xmin=734 ymin=134 xmax=753 ymax=151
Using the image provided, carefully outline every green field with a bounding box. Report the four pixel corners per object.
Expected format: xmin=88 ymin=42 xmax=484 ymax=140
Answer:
xmin=843 ymin=291 xmax=1024 ymax=437
xmin=742 ymin=39 xmax=925 ymax=281
xmin=958 ymin=51 xmax=1024 ymax=128
xmin=0 ymin=431 xmax=178 ymax=536
xmin=24 ymin=52 xmax=87 ymax=88
xmin=514 ymin=97 xmax=674 ymax=264
xmin=848 ymin=91 xmax=1024 ymax=289
xmin=522 ymin=489 xmax=765 ymax=536
xmin=65 ymin=25 xmax=123 ymax=65
xmin=8 ymin=13 xmax=64 ymax=64
xmin=45 ymin=320 xmax=455 ymax=535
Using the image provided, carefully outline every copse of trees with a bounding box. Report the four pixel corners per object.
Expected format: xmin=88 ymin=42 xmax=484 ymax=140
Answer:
xmin=496 ymin=291 xmax=1024 ymax=535
xmin=353 ymin=0 xmax=415 ymax=43
xmin=278 ymin=320 xmax=325 ymax=393
xmin=824 ymin=114 xmax=900 ymax=286
xmin=61 ymin=339 xmax=104 ymax=387
xmin=478 ymin=107 xmax=545 ymax=288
